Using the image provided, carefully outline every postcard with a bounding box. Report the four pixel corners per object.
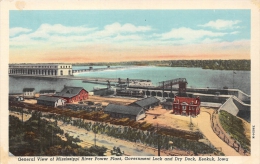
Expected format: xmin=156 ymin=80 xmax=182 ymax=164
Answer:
xmin=0 ymin=0 xmax=259 ymax=164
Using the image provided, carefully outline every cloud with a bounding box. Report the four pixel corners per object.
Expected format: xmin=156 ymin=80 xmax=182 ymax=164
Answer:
xmin=112 ymin=34 xmax=143 ymax=41
xmin=198 ymin=19 xmax=241 ymax=30
xmin=10 ymin=23 xmax=243 ymax=50
xmin=9 ymin=27 xmax=32 ymax=37
xmin=230 ymin=31 xmax=240 ymax=35
xmin=94 ymin=22 xmax=151 ymax=38
xmin=155 ymin=27 xmax=226 ymax=44
xmin=105 ymin=22 xmax=151 ymax=33
xmin=201 ymin=38 xmax=221 ymax=44
xmin=10 ymin=23 xmax=152 ymax=48
xmin=30 ymin=24 xmax=96 ymax=39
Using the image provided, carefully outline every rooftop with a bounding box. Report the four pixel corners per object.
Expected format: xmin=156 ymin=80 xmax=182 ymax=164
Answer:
xmin=53 ymin=86 xmax=87 ymax=98
xmin=132 ymin=96 xmax=160 ymax=107
xmin=39 ymin=90 xmax=56 ymax=93
xmin=37 ymin=96 xmax=65 ymax=102
xmin=23 ymin=88 xmax=35 ymax=92
xmin=174 ymin=96 xmax=199 ymax=105
xmin=104 ymin=104 xmax=143 ymax=116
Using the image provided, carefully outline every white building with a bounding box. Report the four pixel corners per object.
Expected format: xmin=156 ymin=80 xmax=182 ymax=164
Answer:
xmin=23 ymin=88 xmax=36 ymax=99
xmin=9 ymin=64 xmax=73 ymax=76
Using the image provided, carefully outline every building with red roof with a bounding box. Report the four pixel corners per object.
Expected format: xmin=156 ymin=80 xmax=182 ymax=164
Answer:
xmin=173 ymin=96 xmax=200 ymax=116
xmin=53 ymin=86 xmax=88 ymax=103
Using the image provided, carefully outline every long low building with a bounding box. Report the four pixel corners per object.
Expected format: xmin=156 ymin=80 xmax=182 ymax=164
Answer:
xmin=39 ymin=90 xmax=56 ymax=96
xmin=37 ymin=96 xmax=66 ymax=107
xmin=9 ymin=63 xmax=73 ymax=76
xmin=129 ymin=96 xmax=160 ymax=110
xmin=104 ymin=104 xmax=146 ymax=121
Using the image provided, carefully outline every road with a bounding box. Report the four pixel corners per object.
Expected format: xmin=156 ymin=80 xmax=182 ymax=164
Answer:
xmin=195 ymin=112 xmax=241 ymax=156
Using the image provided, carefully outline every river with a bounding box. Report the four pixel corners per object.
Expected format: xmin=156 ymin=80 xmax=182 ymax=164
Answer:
xmin=9 ymin=66 xmax=250 ymax=95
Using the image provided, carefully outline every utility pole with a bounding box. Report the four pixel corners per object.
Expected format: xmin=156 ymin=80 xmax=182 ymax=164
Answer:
xmin=95 ymin=132 xmax=96 ymax=147
xmin=190 ymin=114 xmax=192 ymax=126
xmin=94 ymin=112 xmax=98 ymax=147
xmin=157 ymin=124 xmax=160 ymax=156
xmin=21 ymin=108 xmax=24 ymax=124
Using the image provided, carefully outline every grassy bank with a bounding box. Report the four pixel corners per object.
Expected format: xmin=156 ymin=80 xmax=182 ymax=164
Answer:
xmin=219 ymin=110 xmax=250 ymax=150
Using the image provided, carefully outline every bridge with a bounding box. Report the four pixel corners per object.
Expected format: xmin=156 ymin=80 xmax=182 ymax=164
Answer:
xmin=72 ymin=66 xmax=134 ymax=74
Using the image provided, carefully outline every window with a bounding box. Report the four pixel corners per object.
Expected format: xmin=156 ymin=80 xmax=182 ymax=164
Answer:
xmin=60 ymin=70 xmax=63 ymax=75
xmin=182 ymin=105 xmax=186 ymax=110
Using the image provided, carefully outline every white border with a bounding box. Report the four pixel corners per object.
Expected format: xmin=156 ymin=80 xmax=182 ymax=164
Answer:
xmin=1 ymin=0 xmax=259 ymax=164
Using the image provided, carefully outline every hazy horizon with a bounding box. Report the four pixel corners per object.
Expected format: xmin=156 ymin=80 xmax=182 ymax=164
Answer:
xmin=9 ymin=59 xmax=250 ymax=65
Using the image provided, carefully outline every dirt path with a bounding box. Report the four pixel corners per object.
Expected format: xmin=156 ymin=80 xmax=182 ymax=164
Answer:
xmin=195 ymin=112 xmax=241 ymax=156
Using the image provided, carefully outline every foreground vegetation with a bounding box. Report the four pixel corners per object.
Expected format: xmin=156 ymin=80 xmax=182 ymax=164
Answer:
xmin=9 ymin=113 xmax=107 ymax=156
xmin=10 ymin=105 xmax=224 ymax=156
xmin=219 ymin=110 xmax=250 ymax=151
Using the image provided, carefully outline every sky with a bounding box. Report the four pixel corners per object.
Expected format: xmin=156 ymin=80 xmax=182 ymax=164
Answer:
xmin=9 ymin=10 xmax=250 ymax=63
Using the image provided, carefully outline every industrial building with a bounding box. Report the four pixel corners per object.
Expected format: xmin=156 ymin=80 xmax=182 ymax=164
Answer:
xmin=53 ymin=86 xmax=88 ymax=103
xmin=104 ymin=104 xmax=146 ymax=121
xmin=37 ymin=96 xmax=66 ymax=107
xmin=9 ymin=64 xmax=73 ymax=76
xmin=129 ymin=96 xmax=160 ymax=110
xmin=39 ymin=90 xmax=56 ymax=96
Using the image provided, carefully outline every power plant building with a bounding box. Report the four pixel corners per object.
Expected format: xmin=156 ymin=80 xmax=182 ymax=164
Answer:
xmin=9 ymin=64 xmax=73 ymax=76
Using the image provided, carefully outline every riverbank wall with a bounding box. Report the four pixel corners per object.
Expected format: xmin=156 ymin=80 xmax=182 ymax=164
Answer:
xmin=218 ymin=97 xmax=250 ymax=122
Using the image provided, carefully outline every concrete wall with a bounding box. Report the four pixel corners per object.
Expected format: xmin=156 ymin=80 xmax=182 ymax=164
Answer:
xmin=218 ymin=97 xmax=239 ymax=116
xmin=192 ymin=93 xmax=230 ymax=104
xmin=232 ymin=97 xmax=250 ymax=111
xmin=227 ymin=89 xmax=251 ymax=103
xmin=218 ymin=96 xmax=251 ymax=122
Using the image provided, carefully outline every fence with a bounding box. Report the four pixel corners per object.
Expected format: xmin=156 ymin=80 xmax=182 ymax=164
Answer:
xmin=210 ymin=111 xmax=249 ymax=155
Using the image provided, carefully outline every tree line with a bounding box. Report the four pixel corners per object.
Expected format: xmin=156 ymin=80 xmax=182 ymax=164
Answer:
xmin=169 ymin=60 xmax=250 ymax=70
xmin=72 ymin=60 xmax=250 ymax=71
